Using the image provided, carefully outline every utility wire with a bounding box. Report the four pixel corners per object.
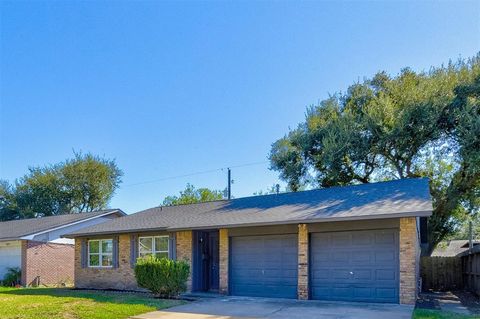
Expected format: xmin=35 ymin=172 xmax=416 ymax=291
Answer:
xmin=123 ymin=160 xmax=269 ymax=187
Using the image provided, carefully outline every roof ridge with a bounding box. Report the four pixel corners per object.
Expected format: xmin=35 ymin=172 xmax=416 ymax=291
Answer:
xmin=155 ymin=178 xmax=429 ymax=210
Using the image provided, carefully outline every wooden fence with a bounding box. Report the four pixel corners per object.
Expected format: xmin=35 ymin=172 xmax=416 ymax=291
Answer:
xmin=461 ymin=246 xmax=480 ymax=296
xmin=420 ymin=256 xmax=463 ymax=291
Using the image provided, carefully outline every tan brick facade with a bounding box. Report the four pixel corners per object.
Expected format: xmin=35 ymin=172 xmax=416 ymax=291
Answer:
xmin=219 ymin=228 xmax=229 ymax=294
xmin=399 ymin=217 xmax=418 ymax=304
xmin=297 ymin=224 xmax=309 ymax=300
xmin=176 ymin=231 xmax=193 ymax=291
xmin=21 ymin=240 xmax=74 ymax=287
xmin=74 ymin=234 xmax=138 ymax=290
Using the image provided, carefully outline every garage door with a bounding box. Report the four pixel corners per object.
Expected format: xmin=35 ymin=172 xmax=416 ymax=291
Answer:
xmin=310 ymin=229 xmax=399 ymax=303
xmin=230 ymin=234 xmax=298 ymax=298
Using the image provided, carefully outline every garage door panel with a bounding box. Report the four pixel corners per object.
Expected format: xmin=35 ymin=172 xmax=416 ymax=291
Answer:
xmin=230 ymin=234 xmax=298 ymax=298
xmin=376 ymin=269 xmax=396 ymax=280
xmin=376 ymin=251 xmax=396 ymax=262
xmin=351 ymin=251 xmax=373 ymax=263
xmin=375 ymin=232 xmax=396 ymax=245
xmin=310 ymin=229 xmax=399 ymax=303
xmin=352 ymin=233 xmax=374 ymax=245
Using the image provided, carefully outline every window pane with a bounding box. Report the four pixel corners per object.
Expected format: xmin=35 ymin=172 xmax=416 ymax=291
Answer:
xmin=89 ymin=241 xmax=99 ymax=254
xmin=155 ymin=252 xmax=168 ymax=259
xmin=139 ymin=237 xmax=153 ymax=253
xmin=139 ymin=252 xmax=152 ymax=258
xmin=102 ymin=254 xmax=112 ymax=266
xmin=155 ymin=237 xmax=169 ymax=252
xmin=102 ymin=240 xmax=113 ymax=254
xmin=89 ymin=254 xmax=99 ymax=266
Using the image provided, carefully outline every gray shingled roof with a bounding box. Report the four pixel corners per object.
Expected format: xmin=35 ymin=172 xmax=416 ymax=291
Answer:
xmin=65 ymin=178 xmax=432 ymax=238
xmin=431 ymin=240 xmax=480 ymax=257
xmin=0 ymin=209 xmax=125 ymax=241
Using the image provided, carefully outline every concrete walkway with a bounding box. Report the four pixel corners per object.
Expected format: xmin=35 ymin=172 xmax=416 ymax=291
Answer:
xmin=131 ymin=296 xmax=414 ymax=319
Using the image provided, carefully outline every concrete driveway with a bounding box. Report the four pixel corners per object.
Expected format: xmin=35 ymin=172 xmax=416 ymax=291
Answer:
xmin=131 ymin=296 xmax=414 ymax=319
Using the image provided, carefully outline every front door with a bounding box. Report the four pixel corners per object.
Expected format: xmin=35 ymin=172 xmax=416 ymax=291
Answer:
xmin=208 ymin=232 xmax=219 ymax=291
xmin=192 ymin=230 xmax=220 ymax=292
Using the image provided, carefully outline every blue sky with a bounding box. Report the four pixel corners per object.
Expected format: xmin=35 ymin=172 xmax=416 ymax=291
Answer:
xmin=1 ymin=1 xmax=479 ymax=214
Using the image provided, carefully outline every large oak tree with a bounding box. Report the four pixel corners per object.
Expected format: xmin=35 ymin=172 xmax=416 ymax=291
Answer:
xmin=269 ymin=55 xmax=480 ymax=249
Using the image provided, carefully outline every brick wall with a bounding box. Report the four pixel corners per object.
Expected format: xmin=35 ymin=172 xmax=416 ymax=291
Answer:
xmin=74 ymin=231 xmax=195 ymax=291
xmin=297 ymin=224 xmax=309 ymax=300
xmin=176 ymin=231 xmax=193 ymax=292
xmin=399 ymin=217 xmax=418 ymax=304
xmin=21 ymin=240 xmax=74 ymax=287
xmin=74 ymin=234 xmax=138 ymax=290
xmin=219 ymin=229 xmax=229 ymax=294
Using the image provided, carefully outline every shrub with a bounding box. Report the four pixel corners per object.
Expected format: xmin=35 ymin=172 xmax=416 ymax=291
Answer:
xmin=2 ymin=267 xmax=21 ymax=287
xmin=134 ymin=256 xmax=190 ymax=298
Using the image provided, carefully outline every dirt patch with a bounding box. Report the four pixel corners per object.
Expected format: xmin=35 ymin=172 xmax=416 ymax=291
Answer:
xmin=417 ymin=291 xmax=480 ymax=315
xmin=452 ymin=291 xmax=480 ymax=315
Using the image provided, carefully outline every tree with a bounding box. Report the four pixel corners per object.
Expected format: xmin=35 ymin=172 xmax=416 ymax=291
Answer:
xmin=0 ymin=153 xmax=122 ymax=220
xmin=269 ymin=55 xmax=480 ymax=249
xmin=162 ymin=184 xmax=224 ymax=206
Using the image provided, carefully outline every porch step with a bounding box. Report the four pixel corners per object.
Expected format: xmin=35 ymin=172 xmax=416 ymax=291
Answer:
xmin=180 ymin=292 xmax=223 ymax=300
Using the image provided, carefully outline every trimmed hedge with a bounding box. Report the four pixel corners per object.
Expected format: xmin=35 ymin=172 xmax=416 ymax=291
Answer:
xmin=134 ymin=256 xmax=190 ymax=298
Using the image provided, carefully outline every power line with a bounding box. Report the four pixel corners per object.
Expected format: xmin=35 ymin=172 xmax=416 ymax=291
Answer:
xmin=123 ymin=160 xmax=269 ymax=188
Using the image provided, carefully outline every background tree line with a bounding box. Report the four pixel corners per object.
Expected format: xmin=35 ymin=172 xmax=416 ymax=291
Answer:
xmin=0 ymin=153 xmax=122 ymax=221
xmin=269 ymin=55 xmax=480 ymax=249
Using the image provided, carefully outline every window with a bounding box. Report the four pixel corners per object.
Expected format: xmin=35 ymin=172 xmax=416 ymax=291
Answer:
xmin=139 ymin=236 xmax=169 ymax=259
xmin=88 ymin=239 xmax=113 ymax=267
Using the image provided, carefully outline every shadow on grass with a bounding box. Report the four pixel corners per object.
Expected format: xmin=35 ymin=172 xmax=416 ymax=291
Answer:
xmin=0 ymin=287 xmax=183 ymax=308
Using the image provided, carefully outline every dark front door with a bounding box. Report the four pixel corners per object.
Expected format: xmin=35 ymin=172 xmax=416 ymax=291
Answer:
xmin=192 ymin=230 xmax=220 ymax=292
xmin=208 ymin=232 xmax=219 ymax=291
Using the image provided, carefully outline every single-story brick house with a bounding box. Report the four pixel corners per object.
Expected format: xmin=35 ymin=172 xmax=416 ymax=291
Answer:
xmin=65 ymin=178 xmax=432 ymax=304
xmin=0 ymin=209 xmax=125 ymax=286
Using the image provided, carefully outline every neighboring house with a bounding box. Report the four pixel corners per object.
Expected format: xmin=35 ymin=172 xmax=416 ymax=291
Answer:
xmin=65 ymin=178 xmax=432 ymax=305
xmin=0 ymin=209 xmax=125 ymax=286
xmin=431 ymin=240 xmax=480 ymax=257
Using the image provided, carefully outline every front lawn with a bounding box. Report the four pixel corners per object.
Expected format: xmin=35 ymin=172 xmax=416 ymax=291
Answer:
xmin=413 ymin=309 xmax=479 ymax=319
xmin=0 ymin=287 xmax=184 ymax=319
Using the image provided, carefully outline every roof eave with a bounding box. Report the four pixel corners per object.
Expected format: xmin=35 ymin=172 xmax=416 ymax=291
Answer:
xmin=167 ymin=209 xmax=432 ymax=231
xmin=62 ymin=227 xmax=169 ymax=239
xmin=25 ymin=209 xmax=126 ymax=239
xmin=62 ymin=209 xmax=432 ymax=238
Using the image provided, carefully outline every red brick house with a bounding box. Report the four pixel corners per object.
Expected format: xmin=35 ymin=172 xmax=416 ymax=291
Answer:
xmin=0 ymin=209 xmax=125 ymax=286
xmin=65 ymin=179 xmax=432 ymax=304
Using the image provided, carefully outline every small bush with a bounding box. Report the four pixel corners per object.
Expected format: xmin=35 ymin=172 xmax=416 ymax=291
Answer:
xmin=134 ymin=256 xmax=190 ymax=298
xmin=2 ymin=267 xmax=21 ymax=287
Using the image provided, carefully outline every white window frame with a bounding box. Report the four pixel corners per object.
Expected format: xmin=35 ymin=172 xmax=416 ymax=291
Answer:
xmin=138 ymin=235 xmax=169 ymax=259
xmin=88 ymin=239 xmax=113 ymax=268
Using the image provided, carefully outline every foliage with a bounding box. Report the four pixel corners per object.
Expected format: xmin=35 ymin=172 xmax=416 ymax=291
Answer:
xmin=269 ymin=55 xmax=480 ymax=248
xmin=0 ymin=287 xmax=183 ymax=319
xmin=162 ymin=183 xmax=223 ymax=206
xmin=413 ymin=309 xmax=477 ymax=319
xmin=448 ymin=218 xmax=480 ymax=240
xmin=0 ymin=152 xmax=122 ymax=221
xmin=1 ymin=267 xmax=21 ymax=287
xmin=134 ymin=256 xmax=190 ymax=298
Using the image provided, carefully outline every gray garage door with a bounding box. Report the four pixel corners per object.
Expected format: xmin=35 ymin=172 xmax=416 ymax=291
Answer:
xmin=310 ymin=229 xmax=399 ymax=303
xmin=230 ymin=234 xmax=298 ymax=298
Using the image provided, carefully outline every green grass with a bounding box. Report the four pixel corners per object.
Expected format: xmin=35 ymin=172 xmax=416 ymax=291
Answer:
xmin=413 ymin=309 xmax=480 ymax=319
xmin=0 ymin=287 xmax=184 ymax=319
